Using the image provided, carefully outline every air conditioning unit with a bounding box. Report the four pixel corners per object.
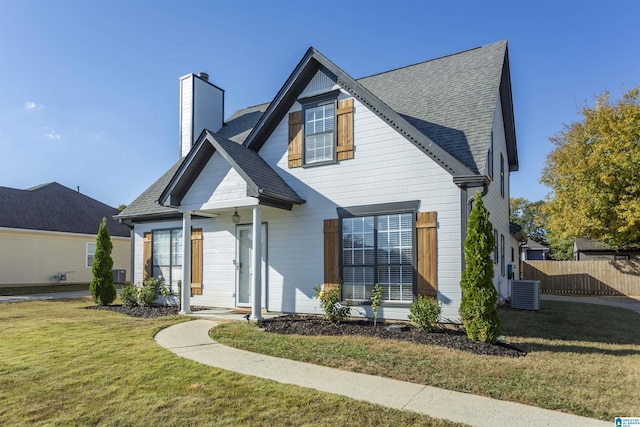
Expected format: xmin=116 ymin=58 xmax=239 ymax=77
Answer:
xmin=112 ymin=269 xmax=126 ymax=284
xmin=511 ymin=280 xmax=540 ymax=310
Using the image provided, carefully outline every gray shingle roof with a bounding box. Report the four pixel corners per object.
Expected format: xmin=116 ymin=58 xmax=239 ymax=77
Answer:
xmin=121 ymin=42 xmax=514 ymax=220
xmin=0 ymin=182 xmax=129 ymax=237
xmin=358 ymin=41 xmax=507 ymax=175
xmin=117 ymin=104 xmax=269 ymax=220
xmin=206 ymin=131 xmax=304 ymax=206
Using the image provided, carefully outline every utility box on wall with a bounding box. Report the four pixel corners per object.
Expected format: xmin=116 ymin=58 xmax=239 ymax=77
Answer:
xmin=112 ymin=269 xmax=126 ymax=284
xmin=511 ymin=280 xmax=541 ymax=310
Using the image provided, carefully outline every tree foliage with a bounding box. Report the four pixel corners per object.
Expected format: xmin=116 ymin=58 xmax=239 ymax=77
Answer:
xmin=541 ymin=87 xmax=640 ymax=248
xmin=90 ymin=217 xmax=116 ymax=306
xmin=459 ymin=192 xmax=501 ymax=343
xmin=509 ymin=197 xmax=548 ymax=245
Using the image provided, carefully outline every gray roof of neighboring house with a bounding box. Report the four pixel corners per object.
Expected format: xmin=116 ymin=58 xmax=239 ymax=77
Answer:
xmin=572 ymin=237 xmax=640 ymax=252
xmin=524 ymin=239 xmax=549 ymax=251
xmin=0 ymin=182 xmax=130 ymax=237
xmin=119 ymin=42 xmax=515 ymax=220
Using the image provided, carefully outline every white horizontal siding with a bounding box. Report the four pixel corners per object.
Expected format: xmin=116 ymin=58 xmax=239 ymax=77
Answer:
xmin=258 ymin=91 xmax=462 ymax=320
xmin=180 ymin=154 xmax=251 ymax=209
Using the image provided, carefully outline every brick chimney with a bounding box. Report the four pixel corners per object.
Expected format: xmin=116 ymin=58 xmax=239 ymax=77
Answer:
xmin=179 ymin=72 xmax=224 ymax=158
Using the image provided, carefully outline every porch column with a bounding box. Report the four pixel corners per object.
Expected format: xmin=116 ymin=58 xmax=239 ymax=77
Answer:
xmin=180 ymin=211 xmax=192 ymax=315
xmin=251 ymin=206 xmax=262 ymax=320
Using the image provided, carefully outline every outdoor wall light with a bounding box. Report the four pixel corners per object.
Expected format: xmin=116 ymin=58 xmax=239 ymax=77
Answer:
xmin=231 ymin=208 xmax=241 ymax=224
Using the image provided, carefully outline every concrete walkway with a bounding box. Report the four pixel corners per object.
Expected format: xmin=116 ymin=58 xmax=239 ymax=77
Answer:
xmin=154 ymin=319 xmax=608 ymax=427
xmin=0 ymin=290 xmax=91 ymax=303
xmin=541 ymin=294 xmax=640 ymax=314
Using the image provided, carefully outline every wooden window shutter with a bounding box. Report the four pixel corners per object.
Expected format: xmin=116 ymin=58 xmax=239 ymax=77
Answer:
xmin=191 ymin=228 xmax=203 ymax=296
xmin=288 ymin=111 xmax=303 ymax=168
xmin=336 ymin=98 xmax=354 ymax=160
xmin=416 ymin=212 xmax=437 ymax=297
xmin=323 ymin=219 xmax=340 ymax=292
xmin=143 ymin=232 xmax=152 ymax=280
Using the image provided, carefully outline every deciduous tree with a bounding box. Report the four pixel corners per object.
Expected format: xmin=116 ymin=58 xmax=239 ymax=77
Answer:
xmin=541 ymin=87 xmax=640 ymax=248
xmin=509 ymin=197 xmax=548 ymax=245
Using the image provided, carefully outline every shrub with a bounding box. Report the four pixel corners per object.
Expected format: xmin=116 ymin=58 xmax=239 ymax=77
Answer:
xmin=459 ymin=192 xmax=502 ymax=343
xmin=89 ymin=218 xmax=116 ymax=306
xmin=120 ymin=284 xmax=138 ymax=307
xmin=138 ymin=276 xmax=165 ymax=307
xmin=314 ymin=283 xmax=351 ymax=323
xmin=371 ymin=283 xmax=384 ymax=326
xmin=408 ymin=295 xmax=441 ymax=332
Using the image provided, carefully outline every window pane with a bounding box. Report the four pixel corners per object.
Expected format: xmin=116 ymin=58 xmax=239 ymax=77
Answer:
xmin=153 ymin=230 xmax=171 ymax=265
xmin=343 ymin=266 xmax=374 ymax=300
xmin=376 ymin=213 xmax=413 ymax=302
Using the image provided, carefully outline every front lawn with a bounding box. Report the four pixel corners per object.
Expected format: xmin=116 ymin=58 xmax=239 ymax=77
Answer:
xmin=0 ymin=298 xmax=459 ymax=426
xmin=210 ymin=301 xmax=640 ymax=421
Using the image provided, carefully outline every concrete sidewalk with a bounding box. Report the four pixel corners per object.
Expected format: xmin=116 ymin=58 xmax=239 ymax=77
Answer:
xmin=154 ymin=319 xmax=608 ymax=427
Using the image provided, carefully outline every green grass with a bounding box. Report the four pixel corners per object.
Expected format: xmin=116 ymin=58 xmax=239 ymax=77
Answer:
xmin=210 ymin=301 xmax=640 ymax=421
xmin=0 ymin=298 xmax=462 ymax=426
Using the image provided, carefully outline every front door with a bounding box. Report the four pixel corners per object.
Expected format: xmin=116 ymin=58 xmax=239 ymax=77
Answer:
xmin=236 ymin=224 xmax=267 ymax=307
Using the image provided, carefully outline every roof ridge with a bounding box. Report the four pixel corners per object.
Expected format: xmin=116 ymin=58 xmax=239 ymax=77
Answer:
xmin=357 ymin=40 xmax=507 ymax=81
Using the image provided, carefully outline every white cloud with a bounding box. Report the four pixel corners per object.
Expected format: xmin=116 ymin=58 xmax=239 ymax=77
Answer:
xmin=46 ymin=130 xmax=61 ymax=140
xmin=25 ymin=101 xmax=45 ymax=111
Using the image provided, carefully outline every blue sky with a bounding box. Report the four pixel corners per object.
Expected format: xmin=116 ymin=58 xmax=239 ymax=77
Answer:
xmin=1 ymin=0 xmax=638 ymax=208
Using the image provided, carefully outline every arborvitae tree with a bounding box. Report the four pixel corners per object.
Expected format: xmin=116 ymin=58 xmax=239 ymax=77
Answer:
xmin=90 ymin=217 xmax=116 ymax=306
xmin=459 ymin=192 xmax=501 ymax=343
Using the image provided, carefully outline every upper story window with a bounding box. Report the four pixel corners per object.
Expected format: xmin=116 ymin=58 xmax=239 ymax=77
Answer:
xmin=488 ymin=133 xmax=494 ymax=179
xmin=288 ymin=93 xmax=354 ymax=168
xmin=500 ymin=153 xmax=505 ymax=198
xmin=304 ymin=101 xmax=335 ymax=164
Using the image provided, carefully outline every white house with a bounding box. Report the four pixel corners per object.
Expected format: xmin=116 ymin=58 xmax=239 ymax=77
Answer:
xmin=116 ymin=41 xmax=519 ymax=322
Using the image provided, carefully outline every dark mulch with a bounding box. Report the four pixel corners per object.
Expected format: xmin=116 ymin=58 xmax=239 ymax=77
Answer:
xmin=258 ymin=315 xmax=526 ymax=358
xmin=84 ymin=305 xmax=208 ymax=318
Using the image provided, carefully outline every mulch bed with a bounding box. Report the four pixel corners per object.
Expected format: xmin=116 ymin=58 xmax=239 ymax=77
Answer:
xmin=84 ymin=305 xmax=208 ymax=318
xmin=258 ymin=315 xmax=527 ymax=358
xmin=85 ymin=306 xmax=526 ymax=357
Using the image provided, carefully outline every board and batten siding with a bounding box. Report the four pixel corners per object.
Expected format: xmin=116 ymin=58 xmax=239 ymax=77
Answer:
xmin=0 ymin=228 xmax=130 ymax=285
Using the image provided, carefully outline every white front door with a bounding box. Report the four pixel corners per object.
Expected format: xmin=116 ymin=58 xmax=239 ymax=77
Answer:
xmin=236 ymin=224 xmax=267 ymax=307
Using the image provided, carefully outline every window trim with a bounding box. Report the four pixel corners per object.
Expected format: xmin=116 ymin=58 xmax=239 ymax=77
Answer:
xmin=500 ymin=234 xmax=505 ymax=276
xmin=500 ymin=153 xmax=505 ymax=198
xmin=488 ymin=132 xmax=494 ymax=179
xmin=299 ymin=90 xmax=340 ymax=167
xmin=86 ymin=242 xmax=96 ymax=268
xmin=151 ymin=227 xmax=183 ymax=293
xmin=338 ymin=202 xmax=418 ymax=303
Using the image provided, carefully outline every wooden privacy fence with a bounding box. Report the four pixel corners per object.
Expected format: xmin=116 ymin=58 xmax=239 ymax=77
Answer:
xmin=522 ymin=260 xmax=640 ymax=296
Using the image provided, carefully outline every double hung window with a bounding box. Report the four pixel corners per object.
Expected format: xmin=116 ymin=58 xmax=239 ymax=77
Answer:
xmin=86 ymin=242 xmax=96 ymax=268
xmin=342 ymin=213 xmax=413 ymax=302
xmin=304 ymin=101 xmax=335 ymax=164
xmin=152 ymin=229 xmax=183 ymax=291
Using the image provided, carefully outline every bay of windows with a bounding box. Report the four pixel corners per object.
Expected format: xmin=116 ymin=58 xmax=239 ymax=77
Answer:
xmin=342 ymin=213 xmax=413 ymax=302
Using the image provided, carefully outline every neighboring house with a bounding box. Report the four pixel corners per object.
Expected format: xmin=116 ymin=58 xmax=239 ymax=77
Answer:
xmin=521 ymin=239 xmax=550 ymax=261
xmin=573 ymin=238 xmax=640 ymax=261
xmin=116 ymin=41 xmax=519 ymax=322
xmin=0 ymin=182 xmax=131 ymax=286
